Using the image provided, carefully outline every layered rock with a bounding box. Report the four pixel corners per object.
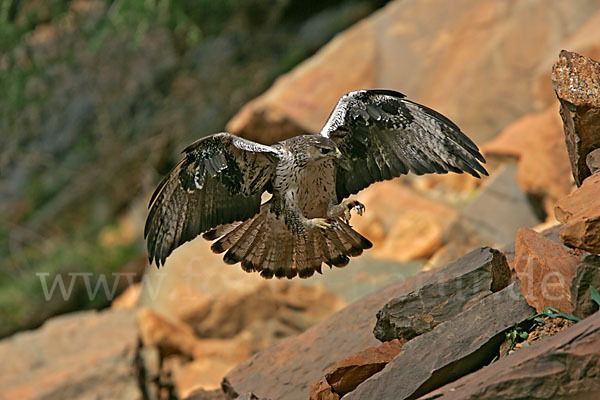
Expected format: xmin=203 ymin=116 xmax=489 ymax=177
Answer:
xmin=345 ymin=282 xmax=535 ymax=400
xmin=222 ymin=272 xmax=440 ymax=400
xmin=421 ymin=311 xmax=600 ymax=400
xmin=552 ymin=50 xmax=600 ymax=186
xmin=224 ymin=246 xmax=514 ymax=399
xmin=374 ymin=247 xmax=510 ymax=342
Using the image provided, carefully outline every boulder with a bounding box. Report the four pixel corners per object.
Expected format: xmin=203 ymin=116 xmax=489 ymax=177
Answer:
xmin=513 ymin=228 xmax=600 ymax=318
xmin=345 ymin=282 xmax=535 ymax=400
xmin=552 ymin=50 xmax=600 ymax=186
xmin=555 ymin=172 xmax=600 ymax=254
xmin=446 ymin=164 xmax=541 ymax=248
xmin=139 ymin=239 xmax=345 ymax=336
xmin=0 ymin=309 xmax=142 ymax=400
xmin=374 ymin=247 xmax=510 ymax=342
xmin=420 ymin=311 xmax=600 ymax=400
xmin=171 ymin=355 xmax=249 ymax=397
xmin=351 ymin=181 xmax=458 ymax=262
xmin=227 ymin=0 xmax=600 ymax=146
xmin=482 ymin=104 xmax=573 ymax=215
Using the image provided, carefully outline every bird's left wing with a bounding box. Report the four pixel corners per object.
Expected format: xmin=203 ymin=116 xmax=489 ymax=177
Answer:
xmin=144 ymin=132 xmax=280 ymax=266
xmin=319 ymin=90 xmax=488 ymax=201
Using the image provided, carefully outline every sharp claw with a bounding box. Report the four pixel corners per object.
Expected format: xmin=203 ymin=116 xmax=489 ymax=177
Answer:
xmin=346 ymin=201 xmax=365 ymax=217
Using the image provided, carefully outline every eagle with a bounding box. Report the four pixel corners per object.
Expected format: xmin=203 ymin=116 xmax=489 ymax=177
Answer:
xmin=145 ymin=90 xmax=487 ymax=279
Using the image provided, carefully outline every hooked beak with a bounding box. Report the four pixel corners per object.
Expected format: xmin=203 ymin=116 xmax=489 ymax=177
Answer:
xmin=334 ymin=148 xmax=343 ymax=159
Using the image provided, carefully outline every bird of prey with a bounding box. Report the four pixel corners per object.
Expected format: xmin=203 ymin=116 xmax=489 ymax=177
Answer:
xmin=145 ymin=89 xmax=487 ymax=279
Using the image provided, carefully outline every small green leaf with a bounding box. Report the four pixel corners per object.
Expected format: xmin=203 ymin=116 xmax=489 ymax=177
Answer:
xmin=528 ymin=306 xmax=581 ymax=322
xmin=519 ymin=331 xmax=529 ymax=339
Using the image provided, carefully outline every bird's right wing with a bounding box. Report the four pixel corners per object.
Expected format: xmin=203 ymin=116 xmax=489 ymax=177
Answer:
xmin=144 ymin=132 xmax=281 ymax=266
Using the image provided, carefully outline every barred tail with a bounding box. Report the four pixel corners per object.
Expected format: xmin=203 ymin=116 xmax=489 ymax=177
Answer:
xmin=205 ymin=209 xmax=372 ymax=279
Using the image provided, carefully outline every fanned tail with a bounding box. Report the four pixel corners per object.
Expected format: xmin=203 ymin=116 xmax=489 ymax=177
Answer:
xmin=208 ymin=208 xmax=371 ymax=279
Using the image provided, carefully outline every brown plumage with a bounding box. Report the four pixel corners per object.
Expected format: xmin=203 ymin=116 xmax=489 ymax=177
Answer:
xmin=145 ymin=89 xmax=487 ymax=278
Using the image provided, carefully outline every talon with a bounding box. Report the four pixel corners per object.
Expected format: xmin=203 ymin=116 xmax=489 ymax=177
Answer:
xmin=355 ymin=203 xmax=365 ymax=216
xmin=344 ymin=209 xmax=352 ymax=224
xmin=346 ymin=200 xmax=365 ymax=217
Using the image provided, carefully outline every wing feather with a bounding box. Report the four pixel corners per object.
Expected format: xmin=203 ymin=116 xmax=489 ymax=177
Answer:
xmin=145 ymin=132 xmax=280 ymax=266
xmin=320 ymin=90 xmax=488 ymax=201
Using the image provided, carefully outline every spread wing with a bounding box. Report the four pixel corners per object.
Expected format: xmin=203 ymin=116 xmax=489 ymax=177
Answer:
xmin=144 ymin=132 xmax=280 ymax=266
xmin=319 ymin=90 xmax=488 ymax=201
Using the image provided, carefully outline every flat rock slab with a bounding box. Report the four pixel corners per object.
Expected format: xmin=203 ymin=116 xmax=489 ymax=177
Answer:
xmin=374 ymin=247 xmax=510 ymax=341
xmin=552 ymin=50 xmax=600 ymax=186
xmin=345 ymin=282 xmax=535 ymax=400
xmin=0 ymin=309 xmax=141 ymax=400
xmin=420 ymin=311 xmax=600 ymax=400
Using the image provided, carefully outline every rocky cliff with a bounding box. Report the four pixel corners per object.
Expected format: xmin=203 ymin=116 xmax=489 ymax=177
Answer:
xmin=2 ymin=1 xmax=600 ymax=400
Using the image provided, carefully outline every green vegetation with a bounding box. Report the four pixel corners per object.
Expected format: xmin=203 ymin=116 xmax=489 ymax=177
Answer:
xmin=0 ymin=0 xmax=387 ymax=337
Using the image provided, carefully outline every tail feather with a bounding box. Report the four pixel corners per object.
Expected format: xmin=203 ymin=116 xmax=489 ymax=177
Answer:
xmin=203 ymin=222 xmax=241 ymax=241
xmin=205 ymin=209 xmax=371 ymax=279
xmin=223 ymin=215 xmax=264 ymax=264
xmin=211 ymin=220 xmax=251 ymax=254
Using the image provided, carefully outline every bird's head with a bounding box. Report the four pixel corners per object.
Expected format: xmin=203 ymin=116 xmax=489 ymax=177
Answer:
xmin=304 ymin=136 xmax=342 ymax=163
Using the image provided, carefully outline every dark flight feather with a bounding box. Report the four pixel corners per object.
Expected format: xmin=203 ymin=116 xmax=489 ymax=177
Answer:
xmin=144 ymin=133 xmax=279 ymax=266
xmin=319 ymin=90 xmax=488 ymax=201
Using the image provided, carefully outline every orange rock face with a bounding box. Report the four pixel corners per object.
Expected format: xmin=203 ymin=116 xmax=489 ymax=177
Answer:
xmin=513 ymin=228 xmax=598 ymax=317
xmin=555 ymin=173 xmax=600 ymax=254
xmin=352 ymin=182 xmax=457 ymax=263
xmin=227 ymin=0 xmax=600 ymax=146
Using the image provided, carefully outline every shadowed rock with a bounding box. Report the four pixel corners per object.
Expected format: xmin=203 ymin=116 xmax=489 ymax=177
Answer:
xmin=345 ymin=282 xmax=535 ymax=400
xmin=421 ymin=311 xmax=600 ymax=400
xmin=374 ymin=247 xmax=510 ymax=342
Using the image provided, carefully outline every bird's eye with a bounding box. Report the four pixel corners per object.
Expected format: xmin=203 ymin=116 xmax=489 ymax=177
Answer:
xmin=318 ymin=147 xmax=330 ymax=154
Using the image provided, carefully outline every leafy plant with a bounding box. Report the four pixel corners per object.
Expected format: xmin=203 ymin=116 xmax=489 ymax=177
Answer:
xmin=528 ymin=306 xmax=581 ymax=323
xmin=505 ymin=325 xmax=530 ymax=353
